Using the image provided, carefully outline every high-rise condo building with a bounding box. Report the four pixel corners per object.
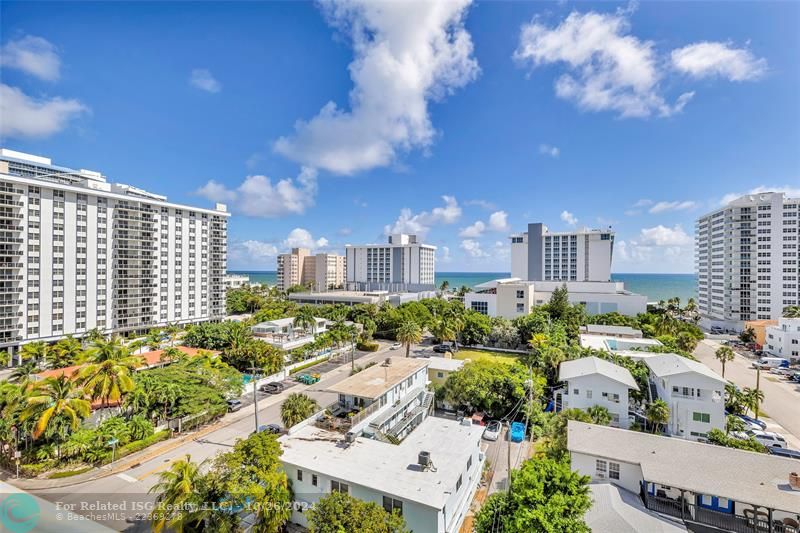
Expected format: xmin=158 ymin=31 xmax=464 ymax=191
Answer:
xmin=0 ymin=148 xmax=229 ymax=359
xmin=510 ymin=223 xmax=614 ymax=282
xmin=696 ymin=191 xmax=799 ymax=328
xmin=276 ymin=248 xmax=345 ymax=291
xmin=345 ymin=234 xmax=435 ymax=292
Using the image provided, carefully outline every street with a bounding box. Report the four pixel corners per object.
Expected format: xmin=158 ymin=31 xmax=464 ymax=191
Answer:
xmin=24 ymin=344 xmax=398 ymax=532
xmin=694 ymin=339 xmax=800 ymax=448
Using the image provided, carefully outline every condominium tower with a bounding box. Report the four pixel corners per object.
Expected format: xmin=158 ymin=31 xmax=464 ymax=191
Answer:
xmin=345 ymin=234 xmax=435 ymax=292
xmin=510 ymin=223 xmax=614 ymax=282
xmin=0 ymin=149 xmax=229 ymax=358
xmin=276 ymin=248 xmax=345 ymax=291
xmin=696 ymin=191 xmax=799 ymax=328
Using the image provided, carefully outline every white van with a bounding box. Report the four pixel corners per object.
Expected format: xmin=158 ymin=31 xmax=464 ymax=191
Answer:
xmin=752 ymin=357 xmax=789 ymax=370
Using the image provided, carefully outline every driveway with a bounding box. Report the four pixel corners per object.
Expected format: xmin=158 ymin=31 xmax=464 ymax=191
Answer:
xmin=694 ymin=339 xmax=800 ymax=447
xmin=482 ymin=426 xmax=531 ymax=495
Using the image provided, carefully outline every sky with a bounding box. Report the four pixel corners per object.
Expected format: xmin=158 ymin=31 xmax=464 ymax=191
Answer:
xmin=2 ymin=1 xmax=799 ymax=273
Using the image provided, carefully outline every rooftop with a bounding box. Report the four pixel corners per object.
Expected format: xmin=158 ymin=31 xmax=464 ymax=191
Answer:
xmin=582 ymin=324 xmax=643 ymax=338
xmin=586 ymin=483 xmax=686 ymax=533
xmin=579 ymin=334 xmax=662 ymax=352
xmin=426 ymin=357 xmax=465 ymax=372
xmin=559 ymin=356 xmax=639 ymax=389
xmin=643 ymin=353 xmax=725 ymax=383
xmin=568 ymin=421 xmax=800 ymax=512
xmin=326 ymin=357 xmax=429 ymax=399
xmin=279 ymin=416 xmax=484 ymax=509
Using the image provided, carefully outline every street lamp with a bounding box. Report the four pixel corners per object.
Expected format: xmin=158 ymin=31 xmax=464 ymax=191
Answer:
xmin=248 ymin=362 xmax=262 ymax=433
xmin=108 ymin=438 xmax=119 ymax=465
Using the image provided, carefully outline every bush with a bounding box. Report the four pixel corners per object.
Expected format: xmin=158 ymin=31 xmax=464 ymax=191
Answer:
xmin=99 ymin=430 xmax=171 ymax=465
xmin=356 ymin=340 xmax=379 ymax=352
xmin=48 ymin=465 xmax=93 ymax=479
xmin=289 ymin=357 xmax=328 ymax=374
xmin=19 ymin=461 xmax=53 ymax=477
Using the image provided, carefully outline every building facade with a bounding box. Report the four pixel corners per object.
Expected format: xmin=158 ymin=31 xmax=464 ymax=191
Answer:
xmin=276 ymin=248 xmax=345 ymax=292
xmin=696 ymin=191 xmax=799 ymax=329
xmin=345 ymin=233 xmax=436 ymax=292
xmin=0 ymin=149 xmax=229 ymax=358
xmin=765 ymin=317 xmax=800 ymax=362
xmin=511 ymin=223 xmax=614 ymax=282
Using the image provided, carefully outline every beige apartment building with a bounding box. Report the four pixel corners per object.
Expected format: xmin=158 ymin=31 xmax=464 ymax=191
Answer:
xmin=277 ymin=248 xmax=344 ymax=291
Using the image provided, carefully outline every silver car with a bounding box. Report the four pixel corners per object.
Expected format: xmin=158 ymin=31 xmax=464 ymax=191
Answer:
xmin=483 ymin=421 xmax=501 ymax=441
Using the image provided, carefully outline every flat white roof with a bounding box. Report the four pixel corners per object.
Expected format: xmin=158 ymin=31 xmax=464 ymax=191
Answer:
xmin=644 ymin=354 xmax=725 ymax=384
xmin=579 ymin=334 xmax=662 ymax=352
xmin=559 ymin=356 xmax=639 ymax=389
xmin=326 ymin=357 xmax=429 ymax=399
xmin=568 ymin=421 xmax=800 ymax=512
xmin=426 ymin=357 xmax=465 ymax=372
xmin=279 ymin=416 xmax=484 ymax=509
xmin=583 ymin=324 xmax=643 ymax=337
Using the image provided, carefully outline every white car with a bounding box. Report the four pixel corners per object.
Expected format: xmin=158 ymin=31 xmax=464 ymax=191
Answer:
xmin=483 ymin=421 xmax=501 ymax=441
xmin=734 ymin=430 xmax=787 ymax=449
xmin=390 ymin=342 xmax=401 ymax=350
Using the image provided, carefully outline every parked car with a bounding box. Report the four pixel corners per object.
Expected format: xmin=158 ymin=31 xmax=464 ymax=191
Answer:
xmin=710 ymin=326 xmax=724 ymax=334
xmin=390 ymin=342 xmax=401 ymax=350
xmin=770 ymin=367 xmax=794 ymax=376
xmin=483 ymin=420 xmax=501 ymax=441
xmin=255 ymin=424 xmax=282 ymax=435
xmin=510 ymin=422 xmax=526 ymax=443
xmin=736 ymin=414 xmax=767 ymax=430
xmin=433 ymin=344 xmax=453 ymax=354
xmin=226 ymin=399 xmax=243 ymax=412
xmin=734 ymin=430 xmax=787 ymax=449
xmin=752 ymin=357 xmax=789 ymax=370
xmin=767 ymin=447 xmax=800 ymax=460
xmin=260 ymin=381 xmax=285 ymax=394
xmin=790 ymin=372 xmax=800 ymax=383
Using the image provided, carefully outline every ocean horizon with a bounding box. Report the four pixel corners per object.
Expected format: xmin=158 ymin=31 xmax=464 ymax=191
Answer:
xmin=228 ymin=270 xmax=697 ymax=303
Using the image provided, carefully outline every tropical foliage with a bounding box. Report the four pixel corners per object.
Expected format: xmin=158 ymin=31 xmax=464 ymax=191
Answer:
xmin=308 ymin=492 xmax=407 ymax=533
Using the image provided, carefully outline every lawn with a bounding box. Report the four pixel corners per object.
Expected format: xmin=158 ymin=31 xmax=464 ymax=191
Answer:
xmin=452 ymin=349 xmax=520 ymax=365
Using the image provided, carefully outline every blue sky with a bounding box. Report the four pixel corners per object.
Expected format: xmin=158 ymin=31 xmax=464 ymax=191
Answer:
xmin=2 ymin=1 xmax=798 ymax=273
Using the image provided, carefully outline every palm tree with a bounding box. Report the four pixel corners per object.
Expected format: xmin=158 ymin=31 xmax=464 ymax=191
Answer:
xmin=293 ymin=306 xmax=317 ymax=335
xmin=724 ymin=382 xmax=746 ymax=415
xmin=20 ymin=341 xmax=49 ymax=364
xmin=165 ymin=323 xmax=181 ymax=347
xmin=21 ymin=375 xmax=91 ymax=454
xmin=280 ymin=393 xmax=318 ymax=429
xmin=429 ymin=316 xmax=456 ymax=346
xmin=646 ymin=399 xmax=670 ymax=434
xmin=783 ymin=305 xmax=800 ymax=318
xmin=396 ymin=319 xmax=423 ymax=358
xmin=78 ymin=338 xmax=143 ymax=408
xmin=743 ymin=387 xmax=765 ymax=419
xmin=714 ymin=346 xmax=735 ymax=379
xmin=9 ymin=360 xmax=38 ymax=388
xmin=49 ymin=336 xmax=85 ymax=368
xmin=145 ymin=329 xmax=164 ymax=351
xmin=587 ymin=405 xmax=612 ymax=426
xmin=725 ymin=414 xmax=746 ymax=436
xmin=149 ymin=455 xmax=207 ymax=533
xmin=439 ymin=280 xmax=450 ymax=292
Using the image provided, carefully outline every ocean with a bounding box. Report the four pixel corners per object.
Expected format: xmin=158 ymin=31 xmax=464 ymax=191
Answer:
xmin=228 ymin=270 xmax=697 ymax=303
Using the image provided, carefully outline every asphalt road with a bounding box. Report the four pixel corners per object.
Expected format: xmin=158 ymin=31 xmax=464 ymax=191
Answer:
xmin=31 ymin=344 xmax=399 ymax=532
xmin=694 ymin=339 xmax=800 ymax=447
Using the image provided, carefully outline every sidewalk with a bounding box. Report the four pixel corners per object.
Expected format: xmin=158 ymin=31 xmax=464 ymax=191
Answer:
xmin=3 ymin=345 xmax=390 ymax=490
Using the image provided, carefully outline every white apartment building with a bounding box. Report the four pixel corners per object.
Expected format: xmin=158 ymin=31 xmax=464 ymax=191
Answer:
xmin=644 ymin=354 xmax=726 ymax=441
xmin=0 ymin=149 xmax=228 ymax=358
xmin=511 ymin=223 xmax=614 ymax=282
xmin=556 ymin=356 xmax=639 ymax=429
xmin=223 ymin=273 xmax=249 ymax=290
xmin=696 ymin=191 xmax=799 ymax=330
xmin=465 ymin=278 xmax=647 ymax=319
xmin=765 ymin=317 xmax=800 ymax=362
xmin=345 ymin=233 xmax=436 ymax=292
xmin=276 ymin=247 xmax=344 ymax=291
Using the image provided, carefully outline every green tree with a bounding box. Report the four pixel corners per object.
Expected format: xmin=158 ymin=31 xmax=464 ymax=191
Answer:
xmin=548 ymin=284 xmax=570 ymax=321
xmin=145 ymin=329 xmax=164 ymax=351
xmin=587 ymin=405 xmax=612 ymax=425
xmin=743 ymin=387 xmax=764 ymax=419
xmin=715 ymin=346 xmax=735 ymax=379
xmin=543 ymin=408 xmax=593 ymax=460
xmin=707 ymin=428 xmax=766 ymax=453
xmin=474 ymin=456 xmax=591 ymax=533
xmin=646 ymin=399 xmax=670 ymax=434
xmin=149 ymin=455 xmax=208 ymax=533
xmin=78 ymin=339 xmax=143 ymax=408
xmin=294 ymin=306 xmax=318 ymax=334
xmin=783 ymin=305 xmax=800 ymax=319
xmin=459 ymin=310 xmax=491 ymax=346
xmin=443 ymin=361 xmax=533 ymax=418
xmin=439 ymin=280 xmax=450 ymax=292
xmin=675 ymin=331 xmax=699 ymax=353
xmin=724 ymin=383 xmax=746 ymax=415
xmin=308 ymin=492 xmax=407 ymax=533
xmin=49 ymin=336 xmax=85 ymax=368
xmin=21 ymin=341 xmax=49 ymax=364
xmin=21 ymin=375 xmax=91 ymax=456
xmin=725 ymin=414 xmax=746 ymax=436
xmin=9 ymin=360 xmax=38 ymax=388
xmin=280 ymin=393 xmax=318 ymax=429
xmin=395 ymin=319 xmax=423 ymax=358
xmin=739 ymin=327 xmax=757 ymax=344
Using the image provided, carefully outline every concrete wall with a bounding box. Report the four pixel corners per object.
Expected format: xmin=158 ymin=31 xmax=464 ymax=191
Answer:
xmin=653 ymin=373 xmax=725 ymax=440
xmin=570 ymin=451 xmax=644 ymax=495
xmin=561 ymin=374 xmax=632 ymax=428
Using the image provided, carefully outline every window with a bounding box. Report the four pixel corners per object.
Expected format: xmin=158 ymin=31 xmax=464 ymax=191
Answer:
xmin=692 ymin=412 xmax=711 ymax=423
xmin=516 ymin=290 xmax=525 ymax=299
xmin=573 ymin=388 xmax=579 ymax=395
xmin=312 ymin=474 xmax=318 ymax=487
xmin=595 ymin=459 xmax=607 ymax=478
xmin=456 ymin=475 xmax=462 ymax=491
xmin=331 ymin=480 xmax=349 ymax=494
xmin=382 ymin=496 xmax=403 ymax=516
xmin=297 ymin=469 xmax=303 ymax=482
xmin=516 ymin=303 xmax=525 ymax=313
xmin=609 ymin=462 xmax=620 ymax=480
xmin=437 ymin=372 xmax=444 ymax=379
xmin=586 ymin=390 xmax=592 ymax=399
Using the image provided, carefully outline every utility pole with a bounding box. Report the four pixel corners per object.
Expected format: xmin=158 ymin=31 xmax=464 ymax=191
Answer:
xmin=506 ymin=420 xmax=513 ymax=495
xmin=528 ymin=366 xmax=534 ymax=444
xmin=249 ymin=363 xmax=261 ymax=432
xmin=351 ymin=331 xmax=356 ymax=371
xmin=754 ymin=367 xmax=761 ymax=421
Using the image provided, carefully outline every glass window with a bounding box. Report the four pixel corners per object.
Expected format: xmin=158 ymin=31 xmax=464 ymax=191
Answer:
xmin=312 ymin=474 xmax=318 ymax=487
xmin=297 ymin=469 xmax=303 ymax=482
xmin=382 ymin=496 xmax=403 ymax=516
xmin=609 ymin=462 xmax=620 ymax=480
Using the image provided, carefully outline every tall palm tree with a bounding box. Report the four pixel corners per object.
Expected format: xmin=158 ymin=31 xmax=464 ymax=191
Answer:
xmin=646 ymin=399 xmax=670 ymax=434
xmin=429 ymin=316 xmax=456 ymax=345
xmin=743 ymin=387 xmax=765 ymax=419
xmin=165 ymin=323 xmax=181 ymax=347
xmin=293 ymin=306 xmax=317 ymax=335
xmin=725 ymin=414 xmax=746 ymax=436
xmin=20 ymin=341 xmax=49 ymax=365
xmin=280 ymin=393 xmax=318 ymax=429
xmin=49 ymin=336 xmax=85 ymax=368
xmin=439 ymin=280 xmax=450 ymax=292
xmin=783 ymin=305 xmax=800 ymax=319
xmin=145 ymin=328 xmax=163 ymax=351
xmin=83 ymin=328 xmax=105 ymax=347
xmin=79 ymin=338 xmax=143 ymax=408
xmin=714 ymin=346 xmax=735 ymax=379
xmin=149 ymin=455 xmax=208 ymax=533
xmin=587 ymin=405 xmax=612 ymax=426
xmin=9 ymin=360 xmax=38 ymax=388
xmin=396 ymin=319 xmax=423 ymax=358
xmin=21 ymin=375 xmax=91 ymax=445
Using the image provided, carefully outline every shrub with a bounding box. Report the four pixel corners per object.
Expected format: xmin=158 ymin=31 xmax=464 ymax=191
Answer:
xmin=48 ymin=466 xmax=93 ymax=479
xmin=19 ymin=462 xmax=53 ymax=478
xmin=289 ymin=357 xmax=328 ymax=374
xmin=356 ymin=340 xmax=379 ymax=352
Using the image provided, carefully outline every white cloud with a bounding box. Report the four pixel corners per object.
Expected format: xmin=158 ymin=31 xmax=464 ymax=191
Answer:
xmin=648 ymin=200 xmax=698 ymax=214
xmin=720 ymin=186 xmax=800 ymax=206
xmin=0 ymin=83 xmax=87 ymax=139
xmin=195 ymin=167 xmax=317 ymax=218
xmin=488 ymin=211 xmax=510 ymax=232
xmin=0 ymin=35 xmax=61 ymax=81
xmin=190 ymin=68 xmax=221 ymax=93
xmin=638 ymin=224 xmax=693 ymax=246
xmin=538 ymin=143 xmax=560 ymax=158
xmin=384 ymin=195 xmax=462 ymax=237
xmin=464 ymin=199 xmax=496 ymax=210
xmin=283 ymin=228 xmax=329 ymax=250
xmin=459 ymin=220 xmax=485 ymax=238
xmin=439 ymin=245 xmax=452 ymax=263
xmin=633 ymin=199 xmax=653 ymax=207
xmin=273 ymin=0 xmax=479 ymax=175
xmin=560 ymin=210 xmax=578 ymax=226
xmin=514 ymin=10 xmax=693 ymax=118
xmin=460 ymin=239 xmax=487 ymax=258
xmin=671 ymin=42 xmax=767 ymax=82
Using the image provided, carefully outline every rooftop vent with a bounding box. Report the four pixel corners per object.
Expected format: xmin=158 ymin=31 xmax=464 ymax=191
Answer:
xmin=418 ymin=451 xmax=431 ymax=468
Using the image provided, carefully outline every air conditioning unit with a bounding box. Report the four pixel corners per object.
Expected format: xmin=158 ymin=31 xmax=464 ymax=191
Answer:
xmin=345 ymin=431 xmax=356 ymax=443
xmin=418 ymin=451 xmax=431 ymax=468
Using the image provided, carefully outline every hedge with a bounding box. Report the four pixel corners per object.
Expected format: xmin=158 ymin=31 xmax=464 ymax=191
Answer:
xmin=289 ymin=357 xmax=328 ymax=375
xmin=99 ymin=430 xmax=171 ymax=465
xmin=48 ymin=465 xmax=93 ymax=479
xmin=19 ymin=461 xmax=52 ymax=478
xmin=356 ymin=341 xmax=379 ymax=352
